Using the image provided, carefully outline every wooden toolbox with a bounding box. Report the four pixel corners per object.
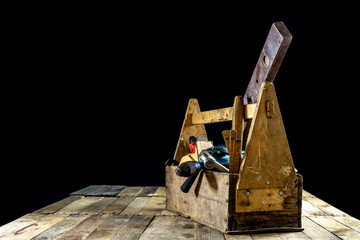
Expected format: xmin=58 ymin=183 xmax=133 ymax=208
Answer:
xmin=165 ymin=22 xmax=303 ymax=234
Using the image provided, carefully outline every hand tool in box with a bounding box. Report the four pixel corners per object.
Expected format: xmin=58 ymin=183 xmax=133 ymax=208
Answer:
xmin=176 ymin=144 xmax=230 ymax=193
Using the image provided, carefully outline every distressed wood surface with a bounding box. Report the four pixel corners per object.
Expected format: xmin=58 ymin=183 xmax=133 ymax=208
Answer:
xmin=173 ymin=98 xmax=207 ymax=162
xmin=0 ymin=185 xmax=358 ymax=239
xmin=191 ymin=107 xmax=233 ymax=125
xmin=243 ymin=21 xmax=292 ymax=145
xmin=238 ymin=82 xmax=295 ymax=190
xmin=243 ymin=21 xmax=292 ymax=106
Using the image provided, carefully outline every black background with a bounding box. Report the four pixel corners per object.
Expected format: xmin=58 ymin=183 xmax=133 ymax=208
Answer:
xmin=2 ymin=5 xmax=360 ymax=225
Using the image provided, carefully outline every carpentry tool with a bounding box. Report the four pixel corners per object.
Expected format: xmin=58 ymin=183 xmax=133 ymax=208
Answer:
xmin=176 ymin=145 xmax=230 ymax=193
xmin=177 ymin=136 xmax=214 ymax=165
xmin=176 ymin=149 xmax=229 ymax=177
xmin=198 ymin=150 xmax=229 ymax=172
xmin=176 ymin=144 xmax=230 ymax=177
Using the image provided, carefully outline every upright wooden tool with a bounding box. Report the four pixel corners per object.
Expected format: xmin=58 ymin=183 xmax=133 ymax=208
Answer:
xmin=166 ymin=21 xmax=302 ymax=234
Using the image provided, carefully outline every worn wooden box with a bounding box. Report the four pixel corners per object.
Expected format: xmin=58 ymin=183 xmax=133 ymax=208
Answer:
xmin=166 ymin=166 xmax=303 ymax=233
xmin=166 ymin=22 xmax=303 ymax=234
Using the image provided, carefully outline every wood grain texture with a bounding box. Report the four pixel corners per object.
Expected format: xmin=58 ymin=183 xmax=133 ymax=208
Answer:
xmin=100 ymin=196 xmax=136 ymax=215
xmin=243 ymin=21 xmax=292 ymax=105
xmin=101 ymin=185 xmax=127 ymax=196
xmin=301 ymin=217 xmax=341 ymax=240
xmin=229 ymin=96 xmax=244 ymax=174
xmin=138 ymin=187 xmax=159 ymax=197
xmin=34 ymin=195 xmax=82 ymax=214
xmin=117 ymin=186 xmax=144 ymax=197
xmin=80 ymin=197 xmax=117 ymax=214
xmin=172 ymin=216 xmax=197 ymax=240
xmin=309 ymin=216 xmax=360 ymax=239
xmin=222 ymin=130 xmax=230 ymax=150
xmin=138 ymin=195 xmax=166 ymax=216
xmin=238 ymin=82 xmax=295 ymax=190
xmin=243 ymin=21 xmax=292 ymax=144
xmin=57 ymin=196 xmax=106 ymax=214
xmin=166 ymin=166 xmax=232 ymax=232
xmin=120 ymin=197 xmax=151 ymax=216
xmin=83 ymin=214 xmax=131 ymax=239
xmin=57 ymin=214 xmax=110 ymax=240
xmin=110 ymin=215 xmax=154 ymax=240
xmin=303 ymin=190 xmax=349 ymax=217
xmin=139 ymin=216 xmax=176 ymax=240
xmin=32 ymin=214 xmax=89 ymax=240
xmin=197 ymin=223 xmax=225 ymax=240
xmin=277 ymin=231 xmax=312 ymax=240
xmin=1 ymin=185 xmax=358 ymax=239
xmin=245 ymin=103 xmax=256 ymax=120
xmin=70 ymin=185 xmax=99 ymax=196
xmin=0 ymin=213 xmax=68 ymax=240
xmin=166 ymin=165 xmax=302 ymax=233
xmin=173 ymin=98 xmax=207 ymax=162
xmin=192 ymin=107 xmax=233 ymax=125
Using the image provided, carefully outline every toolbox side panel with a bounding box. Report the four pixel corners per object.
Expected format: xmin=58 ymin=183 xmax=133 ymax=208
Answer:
xmin=165 ymin=166 xmax=233 ymax=232
xmin=228 ymin=174 xmax=303 ymax=232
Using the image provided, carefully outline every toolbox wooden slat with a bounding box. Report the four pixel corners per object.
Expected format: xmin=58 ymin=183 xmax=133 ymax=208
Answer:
xmin=0 ymin=185 xmax=359 ymax=239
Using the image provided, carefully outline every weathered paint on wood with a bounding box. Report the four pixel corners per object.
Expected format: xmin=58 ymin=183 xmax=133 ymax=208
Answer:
xmin=192 ymin=107 xmax=233 ymax=125
xmin=117 ymin=186 xmax=144 ymax=197
xmin=110 ymin=215 xmax=154 ymax=240
xmin=70 ymin=185 xmax=100 ymax=196
xmin=166 ymin=165 xmax=302 ymax=233
xmin=238 ymin=82 xmax=295 ymax=190
xmin=83 ymin=214 xmax=131 ymax=239
xmin=138 ymin=194 xmax=166 ymax=216
xmin=34 ymin=195 xmax=82 ymax=214
xmin=57 ymin=196 xmax=105 ymax=214
xmin=138 ymin=186 xmax=159 ymax=197
xmin=173 ymin=98 xmax=207 ymax=162
xmin=309 ymin=216 xmax=360 ymax=239
xmin=100 ymin=196 xmax=136 ymax=215
xmin=0 ymin=185 xmax=358 ymax=239
xmin=57 ymin=214 xmax=110 ymax=240
xmin=120 ymin=197 xmax=151 ymax=216
xmin=102 ymin=185 xmax=127 ymax=196
xmin=32 ymin=214 xmax=89 ymax=240
xmin=301 ymin=217 xmax=341 ymax=240
xmin=0 ymin=213 xmax=68 ymax=240
xmin=243 ymin=21 xmax=292 ymax=105
xmin=139 ymin=216 xmax=176 ymax=240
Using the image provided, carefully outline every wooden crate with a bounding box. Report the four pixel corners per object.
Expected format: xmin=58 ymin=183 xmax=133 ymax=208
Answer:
xmin=165 ymin=81 xmax=303 ymax=233
xmin=165 ymin=22 xmax=305 ymax=234
xmin=166 ymin=166 xmax=303 ymax=234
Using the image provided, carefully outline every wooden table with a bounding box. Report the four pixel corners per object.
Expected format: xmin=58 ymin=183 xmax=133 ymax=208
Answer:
xmin=0 ymin=185 xmax=359 ymax=239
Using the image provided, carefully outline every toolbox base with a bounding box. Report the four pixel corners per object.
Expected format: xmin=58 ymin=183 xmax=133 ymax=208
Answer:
xmin=165 ymin=166 xmax=303 ymax=234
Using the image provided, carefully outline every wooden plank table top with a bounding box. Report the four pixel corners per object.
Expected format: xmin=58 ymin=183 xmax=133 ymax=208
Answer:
xmin=1 ymin=185 xmax=359 ymax=239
